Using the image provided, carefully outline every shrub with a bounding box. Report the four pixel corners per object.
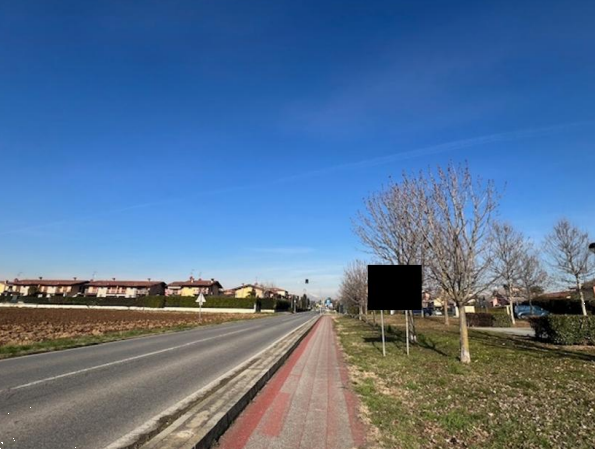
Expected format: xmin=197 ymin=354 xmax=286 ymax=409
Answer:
xmin=528 ymin=298 xmax=595 ymax=315
xmin=165 ymin=296 xmax=254 ymax=309
xmin=492 ymin=314 xmax=512 ymax=327
xmin=466 ymin=313 xmax=495 ymax=327
xmin=260 ymin=298 xmax=275 ymax=310
xmin=15 ymin=295 xmax=253 ymax=309
xmin=529 ymin=315 xmax=595 ymax=345
xmin=275 ymin=299 xmax=291 ymax=312
xmin=488 ymin=307 xmax=510 ymax=314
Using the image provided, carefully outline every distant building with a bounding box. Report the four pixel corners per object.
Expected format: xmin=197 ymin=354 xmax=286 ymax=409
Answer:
xmin=227 ymin=283 xmax=288 ymax=299
xmin=84 ymin=279 xmax=165 ymax=298
xmin=166 ymin=277 xmax=223 ymax=297
xmin=3 ymin=278 xmax=89 ymax=297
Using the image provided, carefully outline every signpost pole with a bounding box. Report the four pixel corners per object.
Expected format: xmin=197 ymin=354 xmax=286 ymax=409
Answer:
xmin=405 ymin=310 xmax=410 ymax=356
xmin=196 ymin=292 xmax=206 ymax=322
xmin=380 ymin=309 xmax=386 ymax=357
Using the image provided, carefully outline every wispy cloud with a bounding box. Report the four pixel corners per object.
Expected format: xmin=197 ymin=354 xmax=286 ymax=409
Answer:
xmin=1 ymin=120 xmax=591 ymax=236
xmin=247 ymin=246 xmax=315 ymax=255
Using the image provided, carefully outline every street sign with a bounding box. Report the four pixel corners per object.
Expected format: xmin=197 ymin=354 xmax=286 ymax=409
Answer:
xmin=196 ymin=293 xmax=206 ymax=320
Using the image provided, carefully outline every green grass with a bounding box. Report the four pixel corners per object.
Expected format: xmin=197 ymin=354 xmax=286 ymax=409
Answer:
xmin=335 ymin=315 xmax=595 ymax=449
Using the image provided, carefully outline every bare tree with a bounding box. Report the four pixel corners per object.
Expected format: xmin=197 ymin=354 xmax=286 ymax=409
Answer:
xmin=490 ymin=222 xmax=525 ymax=325
xmin=354 ymin=177 xmax=427 ymax=339
xmin=544 ymin=219 xmax=593 ymax=316
xmin=518 ymin=244 xmax=548 ymax=314
xmin=354 ymin=162 xmax=499 ymax=363
xmin=339 ymin=260 xmax=368 ymax=320
xmin=416 ymin=163 xmax=499 ymax=363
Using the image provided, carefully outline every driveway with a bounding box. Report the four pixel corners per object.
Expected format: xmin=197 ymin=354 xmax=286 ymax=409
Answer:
xmin=472 ymin=327 xmax=535 ymax=337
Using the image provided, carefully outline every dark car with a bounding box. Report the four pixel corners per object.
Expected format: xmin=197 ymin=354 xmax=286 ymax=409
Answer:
xmin=514 ymin=304 xmax=550 ymax=319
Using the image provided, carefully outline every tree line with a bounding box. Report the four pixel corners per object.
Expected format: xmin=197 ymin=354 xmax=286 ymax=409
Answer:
xmin=340 ymin=162 xmax=594 ymax=363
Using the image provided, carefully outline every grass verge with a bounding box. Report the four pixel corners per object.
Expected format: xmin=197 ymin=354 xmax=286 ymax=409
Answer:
xmin=335 ymin=315 xmax=595 ymax=449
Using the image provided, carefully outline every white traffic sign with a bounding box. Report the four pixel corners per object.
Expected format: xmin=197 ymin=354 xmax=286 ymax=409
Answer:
xmin=196 ymin=293 xmax=206 ymax=305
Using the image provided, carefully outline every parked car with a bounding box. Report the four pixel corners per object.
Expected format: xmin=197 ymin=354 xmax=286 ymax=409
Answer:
xmin=514 ymin=304 xmax=550 ymax=319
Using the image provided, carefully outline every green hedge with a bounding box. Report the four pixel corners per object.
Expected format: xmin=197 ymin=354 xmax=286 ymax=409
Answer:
xmin=165 ymin=296 xmax=254 ymax=309
xmin=493 ymin=314 xmax=513 ymax=327
xmin=14 ymin=295 xmax=253 ymax=309
xmin=529 ymin=315 xmax=595 ymax=345
xmin=274 ymin=299 xmax=291 ymax=312
xmin=466 ymin=313 xmax=495 ymax=327
xmin=466 ymin=313 xmax=512 ymax=327
xmin=18 ymin=296 xmax=166 ymax=308
xmin=528 ymin=298 xmax=595 ymax=315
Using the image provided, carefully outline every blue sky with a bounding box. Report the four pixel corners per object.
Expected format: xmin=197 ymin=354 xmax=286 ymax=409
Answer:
xmin=1 ymin=0 xmax=594 ymax=298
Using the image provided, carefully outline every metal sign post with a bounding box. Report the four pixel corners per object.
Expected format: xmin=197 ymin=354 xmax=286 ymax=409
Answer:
xmin=405 ymin=310 xmax=410 ymax=356
xmin=380 ymin=310 xmax=386 ymax=357
xmin=196 ymin=292 xmax=206 ymax=321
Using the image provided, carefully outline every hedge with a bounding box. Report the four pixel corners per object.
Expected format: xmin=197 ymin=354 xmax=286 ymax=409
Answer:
xmin=466 ymin=312 xmax=512 ymax=327
xmin=13 ymin=295 xmax=252 ymax=309
xmin=529 ymin=315 xmax=595 ymax=345
xmin=164 ymin=296 xmax=254 ymax=309
xmin=466 ymin=313 xmax=495 ymax=327
xmin=257 ymin=298 xmax=291 ymax=311
xmin=528 ymin=298 xmax=595 ymax=315
xmin=5 ymin=295 xmax=297 ymax=311
xmin=17 ymin=296 xmax=166 ymax=308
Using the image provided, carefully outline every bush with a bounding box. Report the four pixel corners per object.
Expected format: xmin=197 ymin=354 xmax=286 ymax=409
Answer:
xmin=260 ymin=298 xmax=275 ymax=310
xmin=14 ymin=295 xmax=254 ymax=309
xmin=466 ymin=313 xmax=495 ymax=327
xmin=493 ymin=314 xmax=512 ymax=327
xmin=165 ymin=296 xmax=254 ymax=309
xmin=488 ymin=307 xmax=510 ymax=314
xmin=528 ymin=298 xmax=595 ymax=315
xmin=275 ymin=299 xmax=291 ymax=312
xmin=529 ymin=315 xmax=595 ymax=345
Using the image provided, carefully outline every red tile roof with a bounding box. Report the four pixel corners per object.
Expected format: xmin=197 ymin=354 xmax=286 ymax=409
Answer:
xmin=11 ymin=279 xmax=89 ymax=286
xmin=168 ymin=279 xmax=222 ymax=288
xmin=87 ymin=280 xmax=164 ymax=287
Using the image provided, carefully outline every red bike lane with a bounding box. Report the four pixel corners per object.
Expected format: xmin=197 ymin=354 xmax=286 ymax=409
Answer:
xmin=217 ymin=315 xmax=366 ymax=449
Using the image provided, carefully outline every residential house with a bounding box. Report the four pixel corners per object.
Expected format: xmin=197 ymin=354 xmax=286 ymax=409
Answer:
xmin=84 ymin=279 xmax=166 ymax=298
xmin=268 ymin=287 xmax=288 ymax=298
xmin=166 ymin=277 xmax=223 ymax=297
xmin=227 ymin=283 xmax=284 ymax=299
xmin=2 ymin=278 xmax=89 ymax=297
xmin=0 ymin=280 xmax=8 ymax=295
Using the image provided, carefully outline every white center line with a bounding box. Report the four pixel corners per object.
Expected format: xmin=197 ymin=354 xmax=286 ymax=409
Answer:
xmin=0 ymin=327 xmax=250 ymax=393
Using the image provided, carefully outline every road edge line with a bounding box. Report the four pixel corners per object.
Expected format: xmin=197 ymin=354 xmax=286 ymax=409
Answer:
xmin=103 ymin=314 xmax=319 ymax=449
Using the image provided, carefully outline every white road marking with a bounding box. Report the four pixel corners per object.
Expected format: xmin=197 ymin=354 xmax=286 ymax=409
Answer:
xmin=0 ymin=328 xmax=250 ymax=393
xmin=102 ymin=315 xmax=318 ymax=449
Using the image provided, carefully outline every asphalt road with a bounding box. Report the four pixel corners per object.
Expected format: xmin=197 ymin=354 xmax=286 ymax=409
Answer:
xmin=0 ymin=312 xmax=316 ymax=449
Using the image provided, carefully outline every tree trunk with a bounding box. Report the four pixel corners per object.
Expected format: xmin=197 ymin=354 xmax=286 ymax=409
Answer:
xmin=458 ymin=305 xmax=471 ymax=364
xmin=576 ymin=277 xmax=587 ymax=316
xmin=444 ymin=298 xmax=450 ymax=326
xmin=508 ymin=282 xmax=516 ymax=326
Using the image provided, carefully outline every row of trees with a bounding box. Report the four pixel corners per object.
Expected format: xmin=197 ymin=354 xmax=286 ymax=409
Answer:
xmin=339 ymin=162 xmax=594 ymax=363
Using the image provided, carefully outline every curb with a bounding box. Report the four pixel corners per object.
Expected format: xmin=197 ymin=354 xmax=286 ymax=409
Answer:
xmin=128 ymin=315 xmax=319 ymax=449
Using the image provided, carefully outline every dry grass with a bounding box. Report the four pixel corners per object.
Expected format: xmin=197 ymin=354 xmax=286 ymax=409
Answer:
xmin=335 ymin=315 xmax=595 ymax=449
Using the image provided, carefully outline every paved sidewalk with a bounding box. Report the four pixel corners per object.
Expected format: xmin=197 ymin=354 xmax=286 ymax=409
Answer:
xmin=217 ymin=316 xmax=365 ymax=449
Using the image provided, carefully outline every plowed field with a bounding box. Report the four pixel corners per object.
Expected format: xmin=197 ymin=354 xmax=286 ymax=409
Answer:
xmin=0 ymin=307 xmax=260 ymax=346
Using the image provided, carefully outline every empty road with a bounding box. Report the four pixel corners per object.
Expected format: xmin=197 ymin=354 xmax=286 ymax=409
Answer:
xmin=0 ymin=312 xmax=316 ymax=449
